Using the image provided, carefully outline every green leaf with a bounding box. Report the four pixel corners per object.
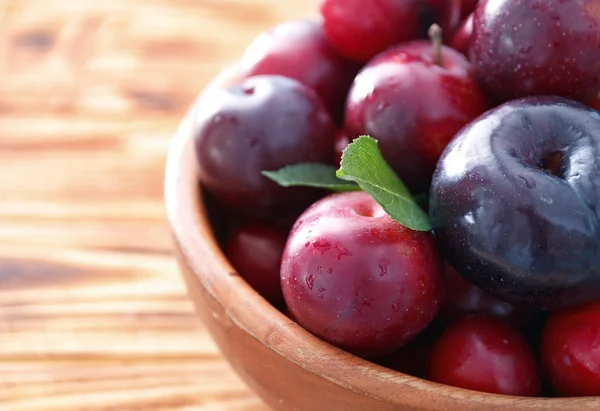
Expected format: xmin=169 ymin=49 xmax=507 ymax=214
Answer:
xmin=262 ymin=163 xmax=360 ymax=192
xmin=337 ymin=136 xmax=432 ymax=231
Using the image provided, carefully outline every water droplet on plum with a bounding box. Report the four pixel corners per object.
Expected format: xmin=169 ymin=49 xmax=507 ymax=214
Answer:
xmin=379 ymin=258 xmax=391 ymax=276
xmin=306 ymin=275 xmax=315 ymax=290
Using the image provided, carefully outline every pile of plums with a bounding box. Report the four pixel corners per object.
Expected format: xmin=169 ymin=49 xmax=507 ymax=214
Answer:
xmin=191 ymin=0 xmax=600 ymax=397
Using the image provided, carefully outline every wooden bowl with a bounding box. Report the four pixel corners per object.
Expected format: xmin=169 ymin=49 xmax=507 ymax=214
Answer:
xmin=164 ymin=105 xmax=600 ymax=411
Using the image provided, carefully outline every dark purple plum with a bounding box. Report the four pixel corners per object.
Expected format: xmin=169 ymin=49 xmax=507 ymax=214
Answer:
xmin=430 ymin=96 xmax=600 ymax=310
xmin=471 ymin=0 xmax=600 ymax=103
xmin=194 ymin=75 xmax=335 ymax=219
xmin=281 ymin=191 xmax=443 ymax=358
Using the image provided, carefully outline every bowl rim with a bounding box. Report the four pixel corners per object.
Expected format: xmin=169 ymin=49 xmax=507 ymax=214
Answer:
xmin=164 ymin=102 xmax=600 ymax=409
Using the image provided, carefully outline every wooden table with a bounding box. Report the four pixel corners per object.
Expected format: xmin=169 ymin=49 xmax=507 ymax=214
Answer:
xmin=0 ymin=1 xmax=315 ymax=409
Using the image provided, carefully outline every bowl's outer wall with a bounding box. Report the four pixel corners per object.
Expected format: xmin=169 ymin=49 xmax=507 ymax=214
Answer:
xmin=166 ymin=105 xmax=600 ymax=411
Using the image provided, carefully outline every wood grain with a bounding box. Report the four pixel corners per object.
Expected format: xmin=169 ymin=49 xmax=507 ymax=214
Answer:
xmin=0 ymin=1 xmax=315 ymax=409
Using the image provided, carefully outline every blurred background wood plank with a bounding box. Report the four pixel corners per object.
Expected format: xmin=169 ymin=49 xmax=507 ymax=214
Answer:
xmin=0 ymin=1 xmax=315 ymax=409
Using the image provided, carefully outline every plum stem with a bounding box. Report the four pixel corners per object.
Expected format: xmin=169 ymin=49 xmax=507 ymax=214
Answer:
xmin=428 ymin=24 xmax=444 ymax=66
